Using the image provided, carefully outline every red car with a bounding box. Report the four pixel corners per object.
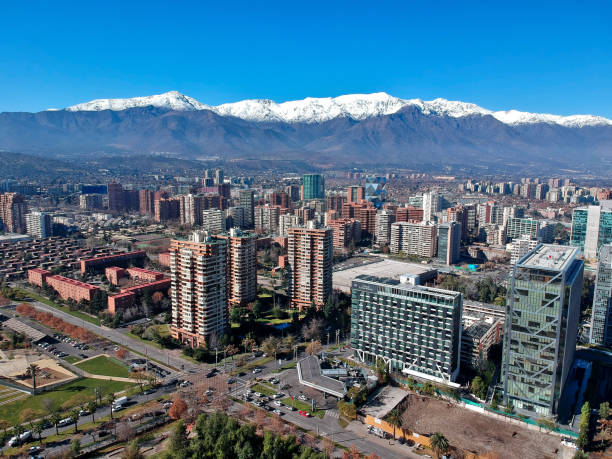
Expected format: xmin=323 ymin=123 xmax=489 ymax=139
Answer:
xmin=298 ymin=410 xmax=311 ymax=417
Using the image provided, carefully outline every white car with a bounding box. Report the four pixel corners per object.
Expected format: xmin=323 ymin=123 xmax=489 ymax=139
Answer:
xmin=7 ymin=436 xmax=19 ymax=447
xmin=252 ymin=368 xmax=262 ymax=374
xmin=58 ymin=417 xmax=72 ymax=427
xmin=254 ymin=392 xmax=262 ymax=397
xmin=273 ymin=400 xmax=283 ymax=407
xmin=298 ymin=395 xmax=308 ymax=401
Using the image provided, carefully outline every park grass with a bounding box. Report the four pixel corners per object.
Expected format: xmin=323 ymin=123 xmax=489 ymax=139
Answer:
xmin=251 ymin=383 xmax=275 ymax=397
xmin=76 ymin=355 xmax=131 ymax=378
xmin=17 ymin=287 xmax=100 ymax=325
xmin=272 ymin=361 xmax=297 ymax=373
xmin=0 ymin=378 xmax=134 ymax=424
xmin=281 ymin=397 xmax=325 ymax=418
xmin=230 ymin=356 xmax=274 ymax=375
xmin=63 ymin=355 xmax=81 ymax=364
xmin=126 ymin=331 xmax=165 ymax=350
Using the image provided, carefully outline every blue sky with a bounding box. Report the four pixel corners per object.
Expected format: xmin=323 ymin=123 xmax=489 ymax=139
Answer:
xmin=1 ymin=1 xmax=611 ymax=116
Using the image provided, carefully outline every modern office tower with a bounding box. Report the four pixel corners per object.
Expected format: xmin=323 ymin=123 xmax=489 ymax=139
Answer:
xmin=571 ymin=201 xmax=612 ymax=260
xmin=350 ymin=275 xmax=463 ymax=385
xmin=139 ymin=189 xmax=155 ymax=215
xmin=286 ymin=184 xmax=301 ymax=202
xmin=437 ymin=222 xmax=460 ymax=265
xmin=375 ymin=210 xmax=395 ymax=245
xmin=26 ymin=211 xmax=53 ymax=239
xmin=270 ymin=190 xmax=291 ymax=209
xmin=447 ymin=206 xmax=469 ymax=241
xmin=254 ymin=205 xmax=280 ymax=234
xmin=502 ymin=244 xmax=584 ymax=416
xmin=365 ymin=176 xmax=387 ymax=208
xmin=347 ymin=185 xmax=365 ymax=204
xmin=201 ymin=208 xmax=226 ymax=235
xmin=169 ymin=232 xmax=228 ymax=347
xmin=590 ymin=245 xmax=612 ymax=346
xmin=390 ymin=221 xmax=437 ymax=258
xmin=287 ymin=225 xmax=333 ymax=310
xmin=80 ymin=194 xmax=103 ymax=210
xmin=279 ymin=213 xmax=301 ymax=237
xmin=302 ymin=174 xmax=325 ymax=200
xmin=216 ymin=228 xmax=257 ymax=308
xmin=0 ymin=192 xmax=28 ymax=233
xmin=239 ymin=189 xmax=255 ymax=229
xmin=510 ymin=236 xmax=540 ymax=265
xmin=535 ymin=184 xmax=549 ymax=200
xmin=227 ymin=206 xmax=245 ymax=229
xmin=215 ymin=169 xmax=224 ymax=185
xmin=154 ymin=197 xmax=180 ymax=222
xmin=179 ymin=194 xmax=205 ymax=226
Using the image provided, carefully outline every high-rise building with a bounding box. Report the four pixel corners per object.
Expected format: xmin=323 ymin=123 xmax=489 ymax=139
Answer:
xmin=227 ymin=206 xmax=245 ymax=229
xmin=202 ymin=209 xmax=226 ymax=235
xmin=254 ymin=205 xmax=280 ymax=234
xmin=107 ymin=182 xmax=125 ymax=212
xmin=328 ymin=218 xmax=359 ymax=250
xmin=351 ymin=275 xmax=462 ymax=385
xmin=80 ymin=194 xmax=103 ymax=210
xmin=347 ymin=186 xmax=365 ymax=204
xmin=590 ymin=245 xmax=612 ymax=347
xmin=180 ymin=194 xmax=206 ymax=226
xmin=285 ymin=184 xmax=301 ymax=202
xmin=375 ymin=210 xmax=395 ymax=245
xmin=506 ymin=217 xmax=541 ymax=241
xmin=154 ymin=197 xmax=180 ymax=222
xmin=571 ymin=201 xmax=612 ymax=260
xmin=0 ymin=192 xmax=28 ymax=233
xmin=302 ymin=174 xmax=325 ymax=200
xmin=270 ymin=190 xmax=291 ymax=209
xmin=279 ymin=213 xmax=301 ymax=237
xmin=502 ymin=244 xmax=583 ymax=416
xmin=422 ymin=191 xmax=440 ymax=223
xmin=139 ymin=189 xmax=155 ymax=215
xmin=287 ymin=225 xmax=333 ymax=310
xmin=169 ymin=233 xmax=228 ymax=347
xmin=239 ymin=189 xmax=255 ymax=229
xmin=216 ymin=228 xmax=257 ymax=308
xmin=326 ymin=194 xmax=346 ymax=212
xmin=396 ymin=205 xmax=423 ymax=222
xmin=26 ymin=211 xmax=53 ymax=239
xmin=510 ymin=236 xmax=540 ymax=265
xmin=390 ymin=221 xmax=437 ymax=258
xmin=437 ymin=222 xmax=460 ymax=265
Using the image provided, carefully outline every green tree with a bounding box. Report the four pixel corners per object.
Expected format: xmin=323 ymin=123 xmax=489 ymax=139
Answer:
xmin=252 ymin=300 xmax=263 ymax=319
xmin=386 ymin=409 xmax=403 ymax=440
xmin=578 ymin=401 xmax=591 ymax=451
xmin=471 ymin=376 xmax=487 ymax=400
xmin=70 ymin=439 xmax=81 ymax=457
xmin=107 ymin=394 xmax=116 ymax=420
xmin=122 ymin=440 xmax=144 ymax=459
xmin=429 ymin=432 xmax=449 ymax=459
xmin=600 ymin=401 xmax=610 ymax=420
xmin=87 ymin=401 xmax=98 ymax=423
xmin=169 ymin=419 xmax=189 ymax=455
xmin=32 ymin=419 xmax=45 ymax=444
xmin=572 ymin=451 xmax=588 ymax=459
xmin=69 ymin=408 xmax=80 ymax=433
xmin=50 ymin=411 xmax=61 ymax=435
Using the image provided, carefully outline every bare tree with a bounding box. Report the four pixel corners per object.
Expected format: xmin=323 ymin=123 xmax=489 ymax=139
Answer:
xmin=301 ymin=318 xmax=324 ymax=341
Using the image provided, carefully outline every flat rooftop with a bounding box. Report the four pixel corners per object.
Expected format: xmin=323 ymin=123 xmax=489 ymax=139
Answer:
xmin=519 ymin=244 xmax=578 ymax=271
xmin=361 ymin=386 xmax=409 ymax=420
xmin=297 ymin=356 xmax=346 ymax=398
xmin=333 ymin=258 xmax=435 ymax=293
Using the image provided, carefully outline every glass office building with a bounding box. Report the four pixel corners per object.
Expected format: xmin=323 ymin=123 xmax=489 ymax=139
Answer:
xmin=502 ymin=244 xmax=583 ymax=416
xmin=351 ymin=275 xmax=462 ymax=385
xmin=302 ymin=174 xmax=325 ymax=200
xmin=590 ymin=245 xmax=612 ymax=346
xmin=570 ymin=201 xmax=612 ymax=260
xmin=364 ymin=176 xmax=387 ymax=208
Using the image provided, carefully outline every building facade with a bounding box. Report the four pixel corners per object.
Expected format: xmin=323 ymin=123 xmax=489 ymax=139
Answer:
xmin=390 ymin=221 xmax=437 ymax=258
xmin=351 ymin=275 xmax=462 ymax=385
xmin=437 ymin=222 xmax=460 ymax=265
xmin=202 ymin=208 xmax=226 ymax=235
xmin=26 ymin=211 xmax=53 ymax=239
xmin=169 ymin=233 xmax=228 ymax=347
xmin=571 ymin=201 xmax=612 ymax=260
xmin=216 ymin=228 xmax=257 ymax=308
xmin=287 ymin=226 xmax=333 ymax=310
xmin=0 ymin=192 xmax=28 ymax=233
xmin=590 ymin=245 xmax=612 ymax=346
xmin=502 ymin=244 xmax=584 ymax=416
xmin=375 ymin=210 xmax=395 ymax=245
xmin=239 ymin=189 xmax=255 ymax=229
xmin=302 ymin=174 xmax=325 ymax=200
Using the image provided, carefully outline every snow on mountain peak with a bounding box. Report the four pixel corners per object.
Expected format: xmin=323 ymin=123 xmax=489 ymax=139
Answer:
xmin=63 ymin=91 xmax=612 ymax=127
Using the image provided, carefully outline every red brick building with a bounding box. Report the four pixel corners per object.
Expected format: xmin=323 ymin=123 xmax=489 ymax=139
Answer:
xmin=28 ymin=268 xmax=50 ymax=287
xmin=157 ymin=252 xmax=171 ymax=267
xmin=105 ymin=267 xmax=126 ymax=285
xmin=45 ymin=275 xmax=99 ymax=302
xmin=126 ymin=267 xmax=165 ymax=282
xmin=80 ymin=250 xmax=146 ymax=274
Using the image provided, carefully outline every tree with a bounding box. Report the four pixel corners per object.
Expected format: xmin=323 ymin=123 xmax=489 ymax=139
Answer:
xmin=252 ymin=300 xmax=264 ymax=319
xmin=262 ymin=336 xmax=282 ymax=360
xmin=242 ymin=337 xmax=256 ymax=354
xmin=225 ymin=344 xmax=239 ymax=360
xmin=375 ymin=357 xmax=389 ymax=384
xmin=32 ymin=419 xmax=45 ymax=444
xmin=306 ymin=340 xmax=322 ymax=356
xmin=122 ymin=440 xmax=145 ymax=459
xmin=577 ymin=401 xmax=591 ymax=451
xmin=572 ymin=451 xmax=588 ymax=459
xmin=50 ymin=411 xmax=61 ymax=435
xmin=471 ymin=376 xmax=487 ymax=400
xmin=169 ymin=398 xmax=188 ymax=420
xmin=27 ymin=363 xmax=40 ymax=390
xmin=600 ymin=401 xmax=610 ymax=420
xmin=169 ymin=419 xmax=189 ymax=455
xmin=429 ymin=432 xmax=450 ymax=459
xmin=322 ymin=437 xmax=335 ymax=457
xmin=87 ymin=401 xmax=98 ymax=423
xmin=107 ymin=394 xmax=116 ymax=419
xmin=386 ymin=409 xmax=403 ymax=440
xmin=70 ymin=408 xmax=80 ymax=433
xmin=70 ymin=439 xmax=81 ymax=457
xmin=301 ymin=318 xmax=324 ymax=341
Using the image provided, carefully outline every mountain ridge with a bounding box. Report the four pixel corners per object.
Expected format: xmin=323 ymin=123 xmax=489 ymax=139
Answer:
xmin=60 ymin=90 xmax=612 ymax=128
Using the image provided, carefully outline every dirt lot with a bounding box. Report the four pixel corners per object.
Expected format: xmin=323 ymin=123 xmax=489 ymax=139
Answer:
xmin=400 ymin=394 xmax=563 ymax=458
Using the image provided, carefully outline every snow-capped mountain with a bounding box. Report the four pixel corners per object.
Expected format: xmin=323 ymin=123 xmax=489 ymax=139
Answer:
xmin=63 ymin=90 xmax=612 ymax=128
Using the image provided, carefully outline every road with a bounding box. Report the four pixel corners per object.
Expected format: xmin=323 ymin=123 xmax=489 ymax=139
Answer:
xmin=24 ymin=298 xmax=200 ymax=372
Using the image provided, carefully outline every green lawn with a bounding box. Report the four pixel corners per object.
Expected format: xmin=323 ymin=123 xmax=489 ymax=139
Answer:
xmin=63 ymin=355 xmax=82 ymax=364
xmin=281 ymin=397 xmax=325 ymax=418
xmin=0 ymin=378 xmax=134 ymax=424
xmin=18 ymin=287 xmax=101 ymax=325
xmin=251 ymin=383 xmax=276 ymax=397
xmin=76 ymin=355 xmax=131 ymax=378
xmin=231 ymin=356 xmax=274 ymax=375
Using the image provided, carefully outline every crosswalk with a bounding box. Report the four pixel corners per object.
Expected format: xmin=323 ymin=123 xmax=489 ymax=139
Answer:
xmin=325 ymin=409 xmax=340 ymax=419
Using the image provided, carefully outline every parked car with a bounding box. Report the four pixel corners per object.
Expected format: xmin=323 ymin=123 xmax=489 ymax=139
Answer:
xmin=58 ymin=417 xmax=72 ymax=427
xmin=298 ymin=410 xmax=311 ymax=417
xmin=273 ymin=409 xmax=283 ymax=415
xmin=252 ymin=368 xmax=262 ymax=374
xmin=273 ymin=400 xmax=283 ymax=407
xmin=298 ymin=395 xmax=308 ymax=401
